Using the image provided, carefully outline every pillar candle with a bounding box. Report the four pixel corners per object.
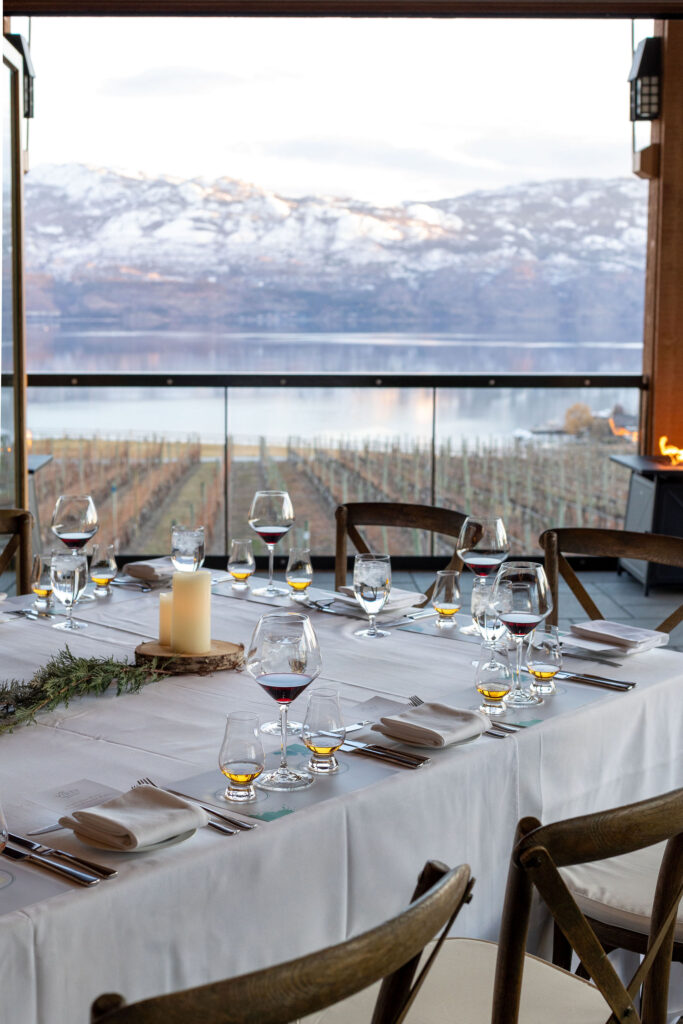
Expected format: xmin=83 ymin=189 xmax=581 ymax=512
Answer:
xmin=171 ymin=570 xmax=211 ymax=654
xmin=159 ymin=592 xmax=173 ymax=647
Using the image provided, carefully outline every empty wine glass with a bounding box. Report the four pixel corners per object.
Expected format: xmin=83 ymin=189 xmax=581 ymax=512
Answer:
xmin=248 ymin=490 xmax=295 ymax=597
xmin=50 ymin=553 xmax=88 ymax=631
xmin=50 ymin=494 xmax=98 ymax=551
xmin=431 ymin=570 xmax=461 ymax=628
xmin=246 ymin=611 xmax=321 ymax=791
xmin=493 ymin=562 xmax=552 ymax=707
xmin=171 ymin=525 xmax=205 ymax=572
xmin=526 ymin=625 xmax=562 ymax=696
xmin=30 ymin=554 xmax=54 ymax=613
xmin=227 ymin=538 xmax=255 ymax=590
xmin=218 ymin=713 xmax=265 ymax=803
xmin=286 ymin=548 xmax=313 ymax=603
xmin=301 ymin=688 xmax=346 ymax=774
xmin=475 ymin=643 xmax=512 ymax=716
xmin=457 ymin=515 xmax=509 ymax=635
xmin=353 ymin=553 xmax=391 ymax=638
xmin=89 ymin=544 xmax=117 ymax=597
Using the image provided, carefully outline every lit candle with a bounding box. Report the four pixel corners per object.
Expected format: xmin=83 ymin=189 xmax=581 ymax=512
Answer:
xmin=171 ymin=570 xmax=211 ymax=654
xmin=159 ymin=592 xmax=173 ymax=647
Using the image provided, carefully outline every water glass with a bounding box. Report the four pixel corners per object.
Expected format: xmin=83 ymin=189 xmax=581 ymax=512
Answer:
xmin=218 ymin=713 xmax=265 ymax=803
xmin=471 ymin=577 xmax=506 ymax=644
xmin=228 ymin=538 xmax=255 ymax=590
xmin=89 ymin=544 xmax=118 ymax=596
xmin=30 ymin=554 xmax=54 ymax=613
xmin=353 ymin=553 xmax=391 ymax=638
xmin=526 ymin=625 xmax=562 ymax=695
xmin=171 ymin=525 xmax=205 ymax=572
xmin=475 ymin=643 xmax=512 ymax=715
xmin=431 ymin=570 xmax=461 ymax=627
xmin=286 ymin=548 xmax=313 ymax=602
xmin=301 ymin=688 xmax=346 ymax=774
xmin=51 ymin=553 xmax=88 ymax=630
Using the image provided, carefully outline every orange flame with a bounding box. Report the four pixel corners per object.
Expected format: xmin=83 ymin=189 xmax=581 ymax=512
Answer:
xmin=26 ymin=428 xmax=33 ymax=451
xmin=659 ymin=436 xmax=683 ymax=464
xmin=608 ymin=417 xmax=638 ymax=443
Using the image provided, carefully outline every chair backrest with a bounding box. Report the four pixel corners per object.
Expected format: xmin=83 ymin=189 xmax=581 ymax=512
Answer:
xmin=91 ymin=860 xmax=474 ymax=1024
xmin=539 ymin=528 xmax=683 ymax=633
xmin=335 ymin=503 xmax=468 ymax=599
xmin=492 ymin=787 xmax=683 ymax=1024
xmin=0 ymin=508 xmax=32 ymax=595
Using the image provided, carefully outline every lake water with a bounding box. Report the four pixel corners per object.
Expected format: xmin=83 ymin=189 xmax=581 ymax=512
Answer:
xmin=27 ymin=327 xmax=643 ymax=446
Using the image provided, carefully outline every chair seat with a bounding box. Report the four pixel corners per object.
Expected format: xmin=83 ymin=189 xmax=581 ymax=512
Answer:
xmin=561 ymin=842 xmax=683 ymax=942
xmin=302 ymin=938 xmax=610 ymax=1023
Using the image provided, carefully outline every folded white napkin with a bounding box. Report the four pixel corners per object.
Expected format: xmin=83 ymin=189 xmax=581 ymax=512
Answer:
xmin=569 ymin=620 xmax=668 ymax=654
xmin=371 ymin=703 xmax=487 ymax=748
xmin=124 ymin=557 xmax=176 ymax=581
xmin=58 ymin=785 xmax=208 ymax=851
xmin=337 ymin=586 xmax=426 ymax=615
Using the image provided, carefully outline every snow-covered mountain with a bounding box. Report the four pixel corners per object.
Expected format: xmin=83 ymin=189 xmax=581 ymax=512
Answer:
xmin=24 ymin=163 xmax=647 ymax=338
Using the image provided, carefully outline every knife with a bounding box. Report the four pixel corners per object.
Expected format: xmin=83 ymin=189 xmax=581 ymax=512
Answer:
xmin=341 ymin=740 xmax=430 ymax=768
xmin=2 ymin=845 xmax=100 ymax=886
xmin=555 ymin=672 xmax=633 ymax=692
xmin=381 ymin=610 xmax=436 ymax=628
xmin=8 ymin=833 xmax=118 ymax=878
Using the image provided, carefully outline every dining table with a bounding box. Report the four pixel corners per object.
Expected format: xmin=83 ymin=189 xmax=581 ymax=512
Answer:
xmin=0 ymin=574 xmax=682 ymax=1024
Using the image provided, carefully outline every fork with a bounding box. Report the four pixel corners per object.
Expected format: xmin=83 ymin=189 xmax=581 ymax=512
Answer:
xmin=133 ymin=780 xmax=238 ymax=836
xmin=136 ymin=779 xmax=256 ymax=831
xmin=408 ymin=695 xmax=424 ymax=707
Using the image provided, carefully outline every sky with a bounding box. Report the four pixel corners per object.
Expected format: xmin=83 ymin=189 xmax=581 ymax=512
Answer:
xmin=17 ymin=16 xmax=653 ymax=205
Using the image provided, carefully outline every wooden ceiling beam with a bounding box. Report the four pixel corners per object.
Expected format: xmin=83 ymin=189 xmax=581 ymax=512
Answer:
xmin=5 ymin=0 xmax=683 ymax=16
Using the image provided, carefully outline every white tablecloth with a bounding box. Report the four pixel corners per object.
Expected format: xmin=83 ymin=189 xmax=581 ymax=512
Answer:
xmin=0 ymin=586 xmax=681 ymax=1024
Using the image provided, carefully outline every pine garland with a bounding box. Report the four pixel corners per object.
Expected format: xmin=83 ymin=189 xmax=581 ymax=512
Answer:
xmin=0 ymin=646 xmax=170 ymax=734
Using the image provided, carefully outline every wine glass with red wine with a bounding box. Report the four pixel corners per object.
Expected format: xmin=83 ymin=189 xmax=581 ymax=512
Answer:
xmin=456 ymin=515 xmax=509 ymax=635
xmin=492 ymin=562 xmax=552 ymax=707
xmin=50 ymin=495 xmax=99 ymax=552
xmin=246 ymin=611 xmax=321 ymax=791
xmin=248 ymin=490 xmax=295 ymax=597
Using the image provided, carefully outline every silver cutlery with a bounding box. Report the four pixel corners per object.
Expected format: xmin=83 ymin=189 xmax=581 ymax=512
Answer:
xmin=340 ymin=739 xmax=429 ymax=768
xmin=110 ymin=578 xmax=153 ymax=593
xmin=382 ymin=610 xmax=436 ymax=628
xmin=8 ymin=833 xmax=117 ymax=878
xmin=551 ymin=671 xmax=633 ymax=692
xmin=2 ymin=845 xmax=100 ymax=885
xmin=136 ymin=779 xmax=257 ymax=831
xmin=408 ymin=694 xmax=424 ymax=707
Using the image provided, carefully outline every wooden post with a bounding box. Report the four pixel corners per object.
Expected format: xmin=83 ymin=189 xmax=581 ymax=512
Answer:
xmin=641 ymin=20 xmax=683 ymax=453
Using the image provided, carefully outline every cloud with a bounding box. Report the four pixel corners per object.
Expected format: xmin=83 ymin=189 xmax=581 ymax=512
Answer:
xmin=99 ymin=66 xmax=240 ymax=97
xmin=262 ymin=137 xmax=476 ymax=178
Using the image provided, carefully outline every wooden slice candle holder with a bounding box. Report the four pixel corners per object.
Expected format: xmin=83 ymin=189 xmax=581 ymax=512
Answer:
xmin=135 ymin=639 xmax=244 ymax=676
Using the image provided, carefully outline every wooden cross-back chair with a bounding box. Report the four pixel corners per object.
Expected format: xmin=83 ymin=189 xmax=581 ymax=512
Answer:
xmin=540 ymin=528 xmax=683 ymax=633
xmin=91 ymin=861 xmax=474 ymax=1024
xmin=309 ymin=789 xmax=683 ymax=1024
xmin=0 ymin=508 xmax=32 ymax=595
xmin=334 ymin=503 xmax=467 ymax=600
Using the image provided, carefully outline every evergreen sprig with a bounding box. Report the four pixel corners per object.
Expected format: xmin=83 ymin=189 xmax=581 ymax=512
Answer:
xmin=0 ymin=646 xmax=169 ymax=734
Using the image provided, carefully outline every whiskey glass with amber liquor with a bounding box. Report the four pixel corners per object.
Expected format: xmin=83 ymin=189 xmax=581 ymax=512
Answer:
xmin=431 ymin=570 xmax=461 ymax=628
xmin=219 ymin=713 xmax=265 ymax=803
xmin=475 ymin=643 xmax=512 ymax=715
xmin=301 ymin=688 xmax=346 ymax=774
xmin=30 ymin=554 xmax=54 ymax=613
xmin=526 ymin=625 xmax=562 ymax=696
xmin=286 ymin=547 xmax=313 ymax=603
xmin=89 ymin=544 xmax=118 ymax=597
xmin=227 ymin=538 xmax=255 ymax=590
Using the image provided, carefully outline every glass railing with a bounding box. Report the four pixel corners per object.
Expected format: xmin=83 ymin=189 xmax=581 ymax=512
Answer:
xmin=24 ymin=373 xmax=644 ymax=559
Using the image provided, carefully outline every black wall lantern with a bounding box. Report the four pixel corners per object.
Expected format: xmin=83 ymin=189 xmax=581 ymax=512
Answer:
xmin=628 ymin=37 xmax=662 ymax=122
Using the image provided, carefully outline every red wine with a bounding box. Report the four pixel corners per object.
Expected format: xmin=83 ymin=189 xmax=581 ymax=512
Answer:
xmin=249 ymin=524 xmax=292 ymax=546
xmin=459 ymin=552 xmax=507 ymax=577
xmin=53 ymin=530 xmax=98 ymax=549
xmin=257 ymin=672 xmax=314 ymax=704
xmin=500 ymin=612 xmax=544 ymax=637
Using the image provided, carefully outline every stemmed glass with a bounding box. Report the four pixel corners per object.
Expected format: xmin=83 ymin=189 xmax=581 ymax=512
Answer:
xmin=457 ymin=516 xmax=509 ymax=635
xmin=492 ymin=562 xmax=552 ymax=707
xmin=89 ymin=544 xmax=118 ymax=597
xmin=353 ymin=553 xmax=391 ymax=638
xmin=171 ymin=525 xmax=205 ymax=572
xmin=526 ymin=625 xmax=562 ymax=696
xmin=475 ymin=643 xmax=512 ymax=716
xmin=227 ymin=538 xmax=255 ymax=590
xmin=50 ymin=495 xmax=99 ymax=551
xmin=246 ymin=611 xmax=321 ymax=791
xmin=50 ymin=553 xmax=88 ymax=631
xmin=30 ymin=554 xmax=54 ymax=614
xmin=301 ymin=688 xmax=346 ymax=774
xmin=218 ymin=713 xmax=265 ymax=803
xmin=248 ymin=491 xmax=295 ymax=597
